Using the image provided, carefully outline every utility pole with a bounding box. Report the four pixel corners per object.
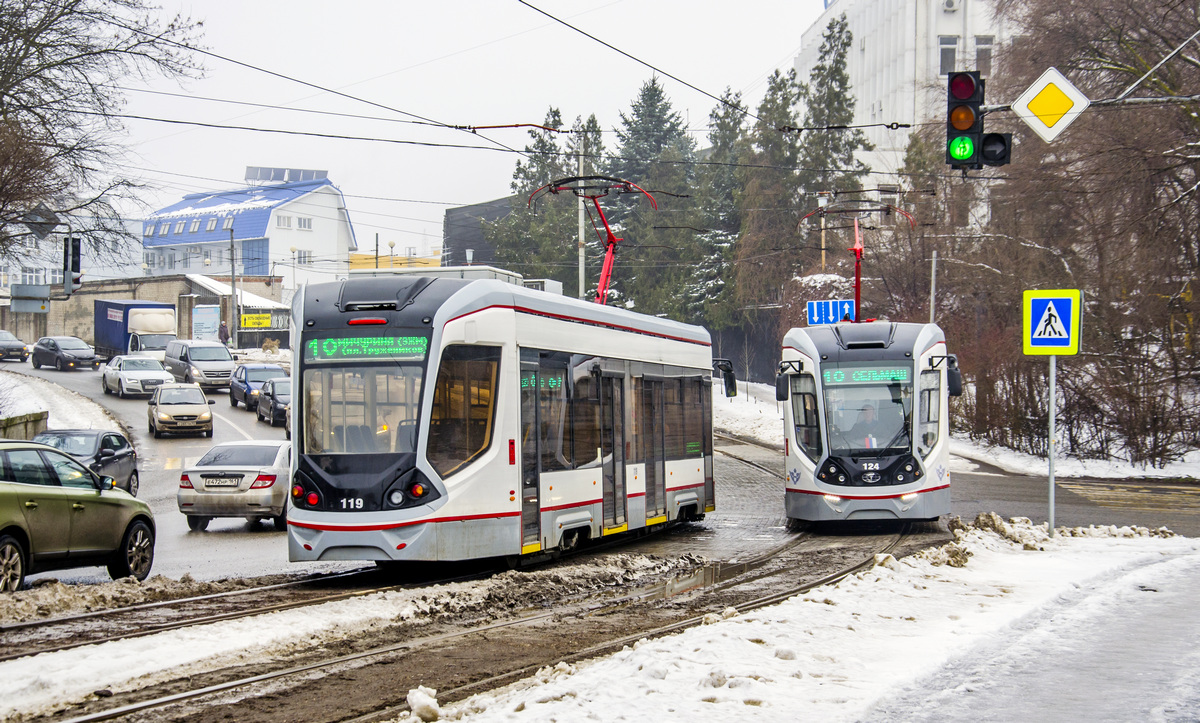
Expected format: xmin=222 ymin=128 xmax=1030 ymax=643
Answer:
xmin=929 ymin=250 xmax=938 ymax=323
xmin=375 ymin=233 xmax=379 ymax=269
xmin=229 ymin=227 xmax=239 ymax=349
xmin=818 ymin=193 xmax=829 ymax=271
xmin=577 ymin=134 xmax=587 ymax=299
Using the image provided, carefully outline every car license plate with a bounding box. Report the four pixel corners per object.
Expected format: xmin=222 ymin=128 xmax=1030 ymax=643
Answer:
xmin=204 ymin=477 xmax=240 ymax=487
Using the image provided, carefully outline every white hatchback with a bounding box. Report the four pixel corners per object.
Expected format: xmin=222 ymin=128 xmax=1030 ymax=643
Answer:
xmin=177 ymin=440 xmax=291 ymax=532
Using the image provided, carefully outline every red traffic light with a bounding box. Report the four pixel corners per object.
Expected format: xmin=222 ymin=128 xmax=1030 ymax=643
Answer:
xmin=950 ymin=73 xmax=977 ymax=100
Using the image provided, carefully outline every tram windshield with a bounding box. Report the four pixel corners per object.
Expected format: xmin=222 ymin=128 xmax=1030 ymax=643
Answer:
xmin=821 ymin=361 xmax=913 ymax=457
xmin=300 ymin=333 xmax=429 ymax=455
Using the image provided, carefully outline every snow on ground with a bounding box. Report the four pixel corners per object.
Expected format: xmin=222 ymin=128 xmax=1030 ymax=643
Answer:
xmin=0 ymin=555 xmax=699 ymax=719
xmin=398 ymin=519 xmax=1198 ymax=722
xmin=0 ymin=370 xmax=117 ymax=432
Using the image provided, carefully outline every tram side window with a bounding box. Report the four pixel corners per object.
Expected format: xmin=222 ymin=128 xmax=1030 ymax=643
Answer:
xmin=918 ymin=370 xmax=941 ymax=458
xmin=664 ymin=379 xmax=685 ymax=459
xmin=428 ymin=345 xmax=501 ymax=478
xmin=538 ymin=364 xmax=572 ymax=472
xmin=680 ymin=378 xmax=704 ymax=457
xmin=790 ymin=375 xmax=822 ymax=462
xmin=572 ymin=374 xmax=602 ymax=468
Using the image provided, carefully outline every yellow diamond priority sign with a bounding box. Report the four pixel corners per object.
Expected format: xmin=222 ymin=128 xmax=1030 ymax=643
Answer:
xmin=1012 ymin=67 xmax=1090 ymax=143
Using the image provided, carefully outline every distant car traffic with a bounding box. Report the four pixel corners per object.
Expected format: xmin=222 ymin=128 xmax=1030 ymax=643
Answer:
xmin=177 ymin=440 xmax=291 ymax=531
xmin=31 ymin=336 xmax=99 ymax=371
xmin=32 ymin=429 xmax=140 ymax=496
xmin=229 ymin=363 xmax=287 ymax=411
xmin=256 ymin=377 xmax=291 ymax=426
xmin=0 ymin=330 xmax=29 ymax=362
xmin=0 ymin=439 xmax=155 ymax=592
xmin=101 ymin=356 xmax=175 ymax=398
xmin=147 ymin=383 xmax=214 ymax=438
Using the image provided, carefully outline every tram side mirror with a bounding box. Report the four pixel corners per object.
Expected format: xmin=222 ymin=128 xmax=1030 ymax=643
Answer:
xmin=947 ymin=355 xmax=963 ymax=397
xmin=713 ymin=359 xmax=737 ymax=398
xmin=775 ymin=373 xmax=788 ymax=402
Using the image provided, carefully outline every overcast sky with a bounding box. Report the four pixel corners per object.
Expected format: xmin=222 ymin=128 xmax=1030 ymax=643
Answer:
xmin=119 ymin=1 xmax=826 ymax=257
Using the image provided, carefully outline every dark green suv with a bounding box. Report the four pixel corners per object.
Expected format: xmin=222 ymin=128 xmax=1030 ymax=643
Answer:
xmin=0 ymin=440 xmax=155 ymax=592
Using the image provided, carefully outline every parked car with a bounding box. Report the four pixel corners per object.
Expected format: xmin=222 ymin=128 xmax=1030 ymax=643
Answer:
xmin=0 ymin=330 xmax=29 ymax=362
xmin=163 ymin=339 xmax=236 ymax=390
xmin=147 ymin=383 xmax=214 ymax=438
xmin=101 ymin=356 xmax=175 ymax=398
xmin=230 ymin=363 xmax=287 ymax=410
xmin=256 ymin=377 xmax=291 ymax=426
xmin=285 ymin=404 xmax=291 ymax=440
xmin=32 ymin=429 xmax=140 ymax=496
xmin=177 ymin=440 xmax=291 ymax=531
xmin=0 ymin=439 xmax=155 ymax=592
xmin=30 ymin=336 xmax=99 ymax=371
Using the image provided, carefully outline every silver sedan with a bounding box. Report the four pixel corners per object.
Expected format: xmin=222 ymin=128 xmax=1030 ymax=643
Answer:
xmin=177 ymin=440 xmax=291 ymax=532
xmin=102 ymin=355 xmax=176 ymax=398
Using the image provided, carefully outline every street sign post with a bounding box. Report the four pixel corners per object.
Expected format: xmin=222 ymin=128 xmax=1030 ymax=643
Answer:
xmin=806 ymin=299 xmax=855 ymax=325
xmin=1023 ymin=289 xmax=1083 ymax=537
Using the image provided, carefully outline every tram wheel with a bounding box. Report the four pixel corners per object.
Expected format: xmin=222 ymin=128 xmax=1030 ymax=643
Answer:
xmin=559 ymin=528 xmax=582 ymax=553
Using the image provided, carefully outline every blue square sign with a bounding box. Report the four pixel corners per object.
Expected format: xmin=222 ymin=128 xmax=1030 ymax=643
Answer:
xmin=1023 ymin=289 xmax=1081 ymax=355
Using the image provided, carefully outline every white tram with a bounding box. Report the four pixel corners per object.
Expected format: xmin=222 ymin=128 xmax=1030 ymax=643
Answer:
xmin=287 ymin=272 xmax=728 ymax=563
xmin=776 ymin=321 xmax=962 ymax=522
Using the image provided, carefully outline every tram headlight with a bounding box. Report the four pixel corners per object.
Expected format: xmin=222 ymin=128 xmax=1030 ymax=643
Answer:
xmin=388 ymin=489 xmax=405 ymax=506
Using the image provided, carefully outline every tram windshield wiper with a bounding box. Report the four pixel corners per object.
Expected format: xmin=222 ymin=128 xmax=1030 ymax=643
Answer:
xmin=867 ymin=427 xmax=910 ymax=457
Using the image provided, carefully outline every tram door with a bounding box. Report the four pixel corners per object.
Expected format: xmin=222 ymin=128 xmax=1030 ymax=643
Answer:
xmin=600 ymin=376 xmax=626 ymax=528
xmin=641 ymin=380 xmax=666 ymax=519
xmin=519 ymin=366 xmax=540 ymax=548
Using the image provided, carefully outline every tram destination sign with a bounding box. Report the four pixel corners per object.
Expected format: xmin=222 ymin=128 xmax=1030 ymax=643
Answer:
xmin=304 ymin=335 xmax=429 ymax=362
xmin=822 ymin=365 xmax=910 ymax=385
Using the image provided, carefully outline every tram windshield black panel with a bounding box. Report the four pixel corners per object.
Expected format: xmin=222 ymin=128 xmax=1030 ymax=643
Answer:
xmin=822 ymin=361 xmax=913 ymax=457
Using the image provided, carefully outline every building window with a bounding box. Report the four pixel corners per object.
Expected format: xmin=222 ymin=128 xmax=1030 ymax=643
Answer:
xmin=204 ymin=249 xmax=211 ymax=264
xmin=167 ymin=252 xmax=176 ymax=270
xmin=297 ymin=250 xmax=314 ymax=265
xmin=181 ymin=253 xmax=190 ymax=269
xmin=158 ymin=223 xmax=169 ymax=236
xmin=276 ymin=215 xmax=292 ymax=229
xmin=145 ymin=252 xmax=156 ymax=268
xmin=939 ymin=36 xmax=958 ymax=75
xmin=222 ymin=217 xmax=234 ymax=230
xmin=173 ymin=221 xmax=185 ymax=234
xmin=297 ymin=217 xmax=312 ymax=231
xmin=49 ymin=268 xmax=63 ymax=285
xmin=189 ymin=219 xmax=200 ymax=233
xmin=144 ymin=224 xmax=154 ymax=237
xmin=976 ymin=36 xmax=994 ymax=77
xmin=206 ymin=218 xmax=217 ymax=232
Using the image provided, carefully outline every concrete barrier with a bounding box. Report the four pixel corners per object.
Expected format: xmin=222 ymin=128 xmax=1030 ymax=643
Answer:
xmin=0 ymin=410 xmax=49 ymax=440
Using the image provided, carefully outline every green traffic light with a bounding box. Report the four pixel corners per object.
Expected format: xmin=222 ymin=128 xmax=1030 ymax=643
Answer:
xmin=948 ymin=136 xmax=975 ymax=161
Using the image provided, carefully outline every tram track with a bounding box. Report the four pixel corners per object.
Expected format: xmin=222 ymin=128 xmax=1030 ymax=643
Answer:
xmin=36 ymin=524 xmax=910 ymax=723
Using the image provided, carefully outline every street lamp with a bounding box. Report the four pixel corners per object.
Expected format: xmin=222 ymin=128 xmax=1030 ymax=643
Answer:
xmin=289 ymin=245 xmax=297 ymax=289
xmin=388 ymin=240 xmax=395 ymax=269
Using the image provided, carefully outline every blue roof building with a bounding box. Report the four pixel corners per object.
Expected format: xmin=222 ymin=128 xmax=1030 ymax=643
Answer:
xmin=141 ymin=177 xmax=357 ymax=291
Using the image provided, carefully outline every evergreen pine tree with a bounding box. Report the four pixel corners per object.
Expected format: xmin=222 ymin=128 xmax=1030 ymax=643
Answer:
xmin=483 ymin=108 xmax=580 ymax=293
xmin=797 ymin=14 xmax=873 ymax=200
xmin=604 ymin=77 xmax=697 ymax=312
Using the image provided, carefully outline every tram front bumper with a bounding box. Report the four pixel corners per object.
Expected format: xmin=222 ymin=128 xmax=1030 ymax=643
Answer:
xmin=288 ymin=518 xmax=438 ymax=562
xmin=786 ymin=485 xmax=950 ymax=521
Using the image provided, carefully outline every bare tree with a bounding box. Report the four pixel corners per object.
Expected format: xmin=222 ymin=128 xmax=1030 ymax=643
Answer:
xmin=0 ymin=0 xmax=203 ymax=257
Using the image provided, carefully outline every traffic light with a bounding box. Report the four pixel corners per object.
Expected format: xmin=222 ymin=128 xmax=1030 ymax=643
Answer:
xmin=946 ymin=71 xmax=984 ymax=168
xmin=62 ymin=236 xmax=81 ymax=295
xmin=980 ymin=132 xmax=1012 ymax=167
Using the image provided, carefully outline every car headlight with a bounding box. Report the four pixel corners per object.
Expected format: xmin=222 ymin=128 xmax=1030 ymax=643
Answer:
xmin=250 ymin=389 xmax=259 ymax=395
xmin=198 ymin=411 xmax=211 ymax=421
xmin=158 ymin=412 xmax=172 ymax=421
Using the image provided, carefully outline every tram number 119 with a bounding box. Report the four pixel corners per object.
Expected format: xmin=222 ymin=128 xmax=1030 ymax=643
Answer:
xmin=340 ymin=498 xmax=365 ymax=510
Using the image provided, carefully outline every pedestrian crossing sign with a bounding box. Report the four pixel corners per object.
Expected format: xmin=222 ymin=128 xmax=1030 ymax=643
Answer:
xmin=1023 ymin=289 xmax=1082 ymax=355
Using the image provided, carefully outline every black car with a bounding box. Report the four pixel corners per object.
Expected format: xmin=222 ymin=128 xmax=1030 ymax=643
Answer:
xmin=256 ymin=377 xmax=291 ymax=426
xmin=31 ymin=336 xmax=98 ymax=371
xmin=0 ymin=330 xmax=29 ymax=362
xmin=32 ymin=429 xmax=140 ymax=496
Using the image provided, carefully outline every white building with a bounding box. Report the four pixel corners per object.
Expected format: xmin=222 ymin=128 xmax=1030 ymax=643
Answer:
xmin=794 ymin=0 xmax=1014 ymax=181
xmin=141 ymin=174 xmax=357 ymax=292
